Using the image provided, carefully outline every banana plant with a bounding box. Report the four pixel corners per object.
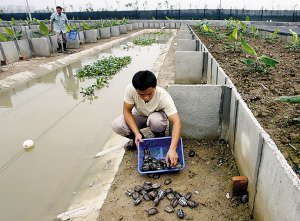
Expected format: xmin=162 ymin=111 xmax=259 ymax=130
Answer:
xmin=223 ymin=28 xmax=243 ymax=52
xmin=276 ymin=95 xmax=300 ymax=103
xmin=283 ymin=29 xmax=300 ymax=52
xmin=238 ymin=33 xmax=280 ymax=73
xmin=11 ymin=17 xmax=15 ymax=26
xmin=0 ymin=33 xmax=7 ymax=42
xmin=250 ymin=25 xmax=263 ymax=39
xmin=246 ymin=16 xmax=250 ymax=21
xmin=4 ymin=27 xmax=22 ymax=41
xmin=264 ymin=28 xmax=279 ymax=43
xmin=82 ymin=21 xmax=90 ymax=30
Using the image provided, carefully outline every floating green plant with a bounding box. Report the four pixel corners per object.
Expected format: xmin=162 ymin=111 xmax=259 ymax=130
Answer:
xmin=150 ymin=31 xmax=165 ymax=35
xmin=133 ymin=38 xmax=156 ymax=46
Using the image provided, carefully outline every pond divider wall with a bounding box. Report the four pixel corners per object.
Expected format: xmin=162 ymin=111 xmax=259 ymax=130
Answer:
xmin=169 ymin=23 xmax=300 ymax=221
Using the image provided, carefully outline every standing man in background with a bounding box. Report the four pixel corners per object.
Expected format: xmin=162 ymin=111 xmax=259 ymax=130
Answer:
xmin=50 ymin=6 xmax=72 ymax=53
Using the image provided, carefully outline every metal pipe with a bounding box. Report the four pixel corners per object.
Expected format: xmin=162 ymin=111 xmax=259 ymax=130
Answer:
xmin=25 ymin=0 xmax=32 ymax=21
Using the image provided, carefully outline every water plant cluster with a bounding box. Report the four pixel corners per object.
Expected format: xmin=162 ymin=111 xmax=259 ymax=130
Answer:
xmin=77 ymin=55 xmax=132 ymax=96
xmin=133 ymin=38 xmax=156 ymax=46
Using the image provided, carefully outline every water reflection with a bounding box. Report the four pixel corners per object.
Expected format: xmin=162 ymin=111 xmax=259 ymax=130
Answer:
xmin=60 ymin=64 xmax=80 ymax=100
xmin=0 ymin=91 xmax=13 ymax=108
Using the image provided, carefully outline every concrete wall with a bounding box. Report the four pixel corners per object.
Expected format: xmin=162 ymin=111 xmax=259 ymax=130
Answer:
xmin=175 ymin=51 xmax=204 ymax=84
xmin=169 ymin=85 xmax=228 ymax=140
xmin=84 ymin=29 xmax=98 ymax=43
xmin=30 ymin=38 xmax=50 ymax=57
xmin=17 ymin=39 xmax=32 ymax=59
xmin=0 ymin=41 xmax=19 ymax=64
xmin=176 ymin=39 xmax=197 ymax=51
xmin=100 ymin=27 xmax=110 ymax=39
xmin=119 ymin=25 xmax=127 ymax=34
xmin=110 ymin=26 xmax=120 ymax=37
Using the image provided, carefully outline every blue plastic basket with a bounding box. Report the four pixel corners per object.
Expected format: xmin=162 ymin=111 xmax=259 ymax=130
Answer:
xmin=138 ymin=136 xmax=185 ymax=174
xmin=68 ymin=31 xmax=78 ymax=40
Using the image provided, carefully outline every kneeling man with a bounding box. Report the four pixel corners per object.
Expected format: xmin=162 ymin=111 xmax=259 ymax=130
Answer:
xmin=112 ymin=70 xmax=182 ymax=167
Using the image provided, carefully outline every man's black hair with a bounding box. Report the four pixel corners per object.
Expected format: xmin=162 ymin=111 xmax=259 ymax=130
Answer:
xmin=132 ymin=70 xmax=157 ymax=91
xmin=56 ymin=6 xmax=62 ymax=10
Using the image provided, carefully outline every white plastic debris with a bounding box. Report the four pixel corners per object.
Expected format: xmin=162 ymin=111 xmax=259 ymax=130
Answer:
xmin=23 ymin=140 xmax=34 ymax=148
xmin=226 ymin=193 xmax=230 ymax=199
xmin=73 ymin=192 xmax=76 ymax=195
xmin=89 ymin=182 xmax=93 ymax=187
xmin=195 ymin=191 xmax=200 ymax=194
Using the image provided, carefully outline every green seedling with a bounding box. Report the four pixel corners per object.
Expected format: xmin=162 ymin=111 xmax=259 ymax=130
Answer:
xmin=133 ymin=38 xmax=156 ymax=46
xmin=246 ymin=16 xmax=250 ymax=21
xmin=4 ymin=27 xmax=22 ymax=41
xmin=165 ymin=16 xmax=174 ymax=20
xmin=0 ymin=33 xmax=7 ymax=42
xmin=82 ymin=21 xmax=90 ymax=30
xmin=203 ymin=23 xmax=226 ymax=43
xmin=238 ymin=33 xmax=280 ymax=73
xmin=250 ymin=25 xmax=263 ymax=39
xmin=264 ymin=28 xmax=279 ymax=43
xmin=283 ymin=29 xmax=300 ymax=52
xmin=223 ymin=28 xmax=244 ymax=52
xmin=152 ymin=17 xmax=156 ymax=20
xmin=11 ymin=17 xmax=15 ymax=26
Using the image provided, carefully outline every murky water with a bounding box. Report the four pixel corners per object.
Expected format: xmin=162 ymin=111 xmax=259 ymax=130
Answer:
xmin=0 ymin=32 xmax=172 ymax=221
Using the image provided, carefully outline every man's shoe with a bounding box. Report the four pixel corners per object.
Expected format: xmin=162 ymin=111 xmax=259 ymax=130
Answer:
xmin=63 ymin=43 xmax=68 ymax=51
xmin=124 ymin=139 xmax=136 ymax=151
xmin=58 ymin=48 xmax=63 ymax=53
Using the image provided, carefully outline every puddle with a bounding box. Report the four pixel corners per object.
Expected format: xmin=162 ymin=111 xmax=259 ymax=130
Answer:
xmin=0 ymin=32 xmax=172 ymax=221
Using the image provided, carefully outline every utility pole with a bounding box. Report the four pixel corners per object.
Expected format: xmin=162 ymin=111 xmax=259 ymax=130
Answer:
xmin=25 ymin=0 xmax=32 ymax=21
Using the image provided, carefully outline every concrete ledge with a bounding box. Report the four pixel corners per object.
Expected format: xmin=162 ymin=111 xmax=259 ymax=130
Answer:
xmin=100 ymin=27 xmax=110 ymax=39
xmin=149 ymin=23 xmax=154 ymax=28
xmin=143 ymin=23 xmax=149 ymax=28
xmin=17 ymin=39 xmax=32 ymax=59
xmin=177 ymin=34 xmax=193 ymax=39
xmin=169 ymin=85 xmax=222 ymax=140
xmin=66 ymin=33 xmax=80 ymax=49
xmin=119 ymin=25 xmax=127 ymax=34
xmin=175 ymin=51 xmax=204 ymax=84
xmin=78 ymin=31 xmax=85 ymax=44
xmin=155 ymin=23 xmax=159 ymax=29
xmin=132 ymin=23 xmax=138 ymax=30
xmin=125 ymin=24 xmax=132 ymax=31
xmin=0 ymin=41 xmax=20 ymax=64
xmin=50 ymin=35 xmax=58 ymax=52
xmin=176 ymin=39 xmax=197 ymax=51
xmin=170 ymin=23 xmax=176 ymax=29
xmin=110 ymin=26 xmax=120 ymax=37
xmin=30 ymin=38 xmax=51 ymax=57
xmin=84 ymin=29 xmax=98 ymax=43
xmin=211 ymin=58 xmax=219 ymax=85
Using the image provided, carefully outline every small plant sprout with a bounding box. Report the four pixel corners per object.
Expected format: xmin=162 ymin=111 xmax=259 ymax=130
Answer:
xmin=275 ymin=95 xmax=300 ymax=104
xmin=264 ymin=28 xmax=279 ymax=43
xmin=238 ymin=33 xmax=280 ymax=73
xmin=283 ymin=29 xmax=300 ymax=52
xmin=246 ymin=16 xmax=250 ymax=21
xmin=82 ymin=21 xmax=91 ymax=30
xmin=223 ymin=28 xmax=243 ymax=52
xmin=250 ymin=25 xmax=263 ymax=39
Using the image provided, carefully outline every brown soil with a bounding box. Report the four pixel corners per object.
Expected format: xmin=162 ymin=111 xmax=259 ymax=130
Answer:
xmin=0 ymin=29 xmax=143 ymax=80
xmin=99 ymin=140 xmax=250 ymax=221
xmin=192 ymin=26 xmax=300 ymax=177
xmin=98 ymin=33 xmax=251 ymax=221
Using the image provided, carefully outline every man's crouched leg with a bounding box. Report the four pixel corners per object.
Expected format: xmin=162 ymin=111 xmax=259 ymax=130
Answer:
xmin=147 ymin=112 xmax=168 ymax=137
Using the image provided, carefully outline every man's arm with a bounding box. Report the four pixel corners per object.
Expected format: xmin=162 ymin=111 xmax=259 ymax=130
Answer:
xmin=123 ymin=102 xmax=143 ymax=146
xmin=165 ymin=113 xmax=182 ymax=167
xmin=50 ymin=21 xmax=53 ymax=32
xmin=66 ymin=23 xmax=72 ymax=31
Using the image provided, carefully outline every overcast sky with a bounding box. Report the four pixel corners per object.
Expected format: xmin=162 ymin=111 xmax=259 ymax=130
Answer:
xmin=2 ymin=0 xmax=299 ymax=11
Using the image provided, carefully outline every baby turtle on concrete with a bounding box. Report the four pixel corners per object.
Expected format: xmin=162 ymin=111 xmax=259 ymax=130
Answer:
xmin=145 ymin=208 xmax=159 ymax=216
xmin=170 ymin=198 xmax=179 ymax=208
xmin=164 ymin=205 xmax=175 ymax=213
xmin=153 ymin=196 xmax=160 ymax=206
xmin=153 ymin=173 xmax=160 ymax=179
xmin=126 ymin=189 xmax=133 ymax=197
xmin=177 ymin=209 xmax=185 ymax=219
xmin=158 ymin=190 xmax=166 ymax=200
xmin=143 ymin=193 xmax=151 ymax=201
xmin=179 ymin=197 xmax=187 ymax=207
xmin=148 ymin=191 xmax=157 ymax=200
xmin=132 ymin=192 xmax=139 ymax=200
xmin=152 ymin=183 xmax=161 ymax=189
xmin=187 ymin=199 xmax=197 ymax=208
xmin=165 ymin=188 xmax=173 ymax=194
xmin=189 ymin=149 xmax=195 ymax=157
xmin=184 ymin=192 xmax=192 ymax=200
xmin=134 ymin=197 xmax=142 ymax=206
xmin=134 ymin=185 xmax=142 ymax=192
xmin=174 ymin=192 xmax=182 ymax=199
xmin=167 ymin=193 xmax=175 ymax=201
xmin=164 ymin=178 xmax=172 ymax=185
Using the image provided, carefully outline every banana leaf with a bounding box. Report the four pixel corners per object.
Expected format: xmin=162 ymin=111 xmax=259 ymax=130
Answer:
xmin=229 ymin=29 xmax=237 ymax=42
xmin=246 ymin=16 xmax=250 ymax=21
xmin=289 ymin=29 xmax=298 ymax=45
xmin=223 ymin=42 xmax=233 ymax=45
xmin=11 ymin=17 xmax=15 ymax=26
xmin=259 ymin=56 xmax=280 ymax=67
xmin=39 ymin=22 xmax=49 ymax=35
xmin=275 ymin=95 xmax=300 ymax=103
xmin=240 ymin=21 xmax=246 ymax=29
xmin=0 ymin=33 xmax=7 ymax=42
xmin=240 ymin=33 xmax=257 ymax=58
xmin=271 ymin=28 xmax=278 ymax=37
xmin=82 ymin=21 xmax=90 ymax=30
xmin=5 ymin=27 xmax=15 ymax=37
xmin=238 ymin=59 xmax=256 ymax=67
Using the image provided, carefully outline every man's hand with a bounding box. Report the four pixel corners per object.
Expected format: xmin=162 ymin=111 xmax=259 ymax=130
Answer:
xmin=165 ymin=149 xmax=178 ymax=167
xmin=134 ymin=133 xmax=143 ymax=147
